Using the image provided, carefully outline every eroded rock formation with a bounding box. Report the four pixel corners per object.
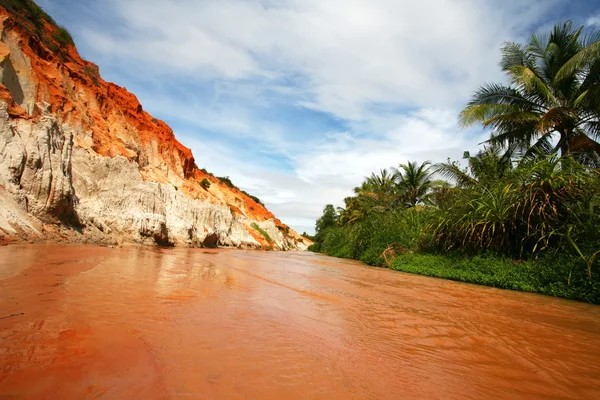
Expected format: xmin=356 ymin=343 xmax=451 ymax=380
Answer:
xmin=0 ymin=4 xmax=309 ymax=250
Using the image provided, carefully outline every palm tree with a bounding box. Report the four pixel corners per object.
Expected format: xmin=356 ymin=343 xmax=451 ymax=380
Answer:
xmin=393 ymin=161 xmax=433 ymax=207
xmin=337 ymin=195 xmax=377 ymax=226
xmin=365 ymin=169 xmax=396 ymax=194
xmin=460 ymin=21 xmax=600 ymax=158
xmin=434 ymin=144 xmax=512 ymax=188
xmin=340 ymin=170 xmax=398 ymax=226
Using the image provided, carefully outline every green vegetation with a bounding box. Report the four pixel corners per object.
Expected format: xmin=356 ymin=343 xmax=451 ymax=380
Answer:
xmin=217 ymin=176 xmax=235 ymax=188
xmin=1 ymin=0 xmax=74 ymax=52
xmin=84 ymin=65 xmax=100 ymax=86
xmin=251 ymin=222 xmax=273 ymax=243
xmin=200 ymin=178 xmax=211 ymax=190
xmin=301 ymin=232 xmax=315 ymax=241
xmin=52 ymin=25 xmax=73 ymax=46
xmin=390 ymin=253 xmax=599 ymax=304
xmin=242 ymin=190 xmax=264 ymax=206
xmin=310 ymin=22 xmax=600 ymax=304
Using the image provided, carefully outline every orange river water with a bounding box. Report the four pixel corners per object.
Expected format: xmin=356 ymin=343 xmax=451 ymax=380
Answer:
xmin=0 ymin=244 xmax=599 ymax=399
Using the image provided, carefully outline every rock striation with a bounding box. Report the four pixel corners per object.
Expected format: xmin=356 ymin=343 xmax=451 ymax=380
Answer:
xmin=0 ymin=3 xmax=309 ymax=250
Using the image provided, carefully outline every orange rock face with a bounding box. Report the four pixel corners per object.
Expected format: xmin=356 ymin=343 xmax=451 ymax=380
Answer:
xmin=0 ymin=4 xmax=308 ymax=249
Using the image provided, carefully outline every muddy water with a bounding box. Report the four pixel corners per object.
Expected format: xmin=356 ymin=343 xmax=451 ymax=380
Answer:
xmin=1 ymin=245 xmax=599 ymax=399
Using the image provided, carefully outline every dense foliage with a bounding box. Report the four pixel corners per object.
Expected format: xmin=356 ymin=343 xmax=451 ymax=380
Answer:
xmin=310 ymin=22 xmax=600 ymax=303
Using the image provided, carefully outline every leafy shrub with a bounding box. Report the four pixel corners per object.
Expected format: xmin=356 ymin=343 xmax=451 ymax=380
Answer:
xmin=200 ymin=178 xmax=210 ymax=190
xmin=217 ymin=176 xmax=235 ymax=188
xmin=314 ymin=209 xmax=433 ymax=266
xmin=432 ymin=154 xmax=599 ymax=259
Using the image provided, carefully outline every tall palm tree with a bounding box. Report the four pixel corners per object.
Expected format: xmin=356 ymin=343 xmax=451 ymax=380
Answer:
xmin=365 ymin=168 xmax=396 ymax=194
xmin=393 ymin=161 xmax=433 ymax=207
xmin=434 ymin=144 xmax=512 ymax=188
xmin=460 ymin=21 xmax=600 ymax=158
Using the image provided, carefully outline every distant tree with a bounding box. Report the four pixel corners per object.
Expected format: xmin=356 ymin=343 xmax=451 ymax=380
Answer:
xmin=393 ymin=161 xmax=433 ymax=207
xmin=302 ymin=232 xmax=315 ymax=241
xmin=315 ymin=204 xmax=338 ymax=233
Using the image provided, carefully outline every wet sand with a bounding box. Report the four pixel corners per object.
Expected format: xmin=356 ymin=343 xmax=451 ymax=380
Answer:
xmin=1 ymin=244 xmax=599 ymax=399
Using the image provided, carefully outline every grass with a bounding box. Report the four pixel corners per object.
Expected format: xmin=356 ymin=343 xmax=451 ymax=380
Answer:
xmin=389 ymin=253 xmax=600 ymax=303
xmin=251 ymin=223 xmax=273 ymax=243
xmin=52 ymin=25 xmax=73 ymax=46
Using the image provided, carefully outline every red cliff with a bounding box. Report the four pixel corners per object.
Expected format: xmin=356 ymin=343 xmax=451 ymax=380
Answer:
xmin=0 ymin=1 xmax=309 ymax=250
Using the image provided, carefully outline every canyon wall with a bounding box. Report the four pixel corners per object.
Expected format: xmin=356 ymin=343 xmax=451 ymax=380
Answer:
xmin=0 ymin=5 xmax=309 ymax=250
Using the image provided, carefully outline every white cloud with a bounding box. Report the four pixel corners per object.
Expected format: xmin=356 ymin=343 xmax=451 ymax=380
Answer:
xmin=84 ymin=0 xmax=560 ymax=119
xmin=70 ymin=0 xmax=565 ymax=234
xmin=587 ymin=14 xmax=600 ymax=27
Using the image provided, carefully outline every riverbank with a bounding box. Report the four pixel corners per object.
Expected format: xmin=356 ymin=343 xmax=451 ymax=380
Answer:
xmin=388 ymin=253 xmax=600 ymax=304
xmin=307 ymin=215 xmax=599 ymax=304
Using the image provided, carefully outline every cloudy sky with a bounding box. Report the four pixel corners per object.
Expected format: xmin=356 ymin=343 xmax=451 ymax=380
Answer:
xmin=41 ymin=0 xmax=600 ymax=234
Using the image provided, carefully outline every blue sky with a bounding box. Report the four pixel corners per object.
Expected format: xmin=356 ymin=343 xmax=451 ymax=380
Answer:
xmin=38 ymin=0 xmax=600 ymax=234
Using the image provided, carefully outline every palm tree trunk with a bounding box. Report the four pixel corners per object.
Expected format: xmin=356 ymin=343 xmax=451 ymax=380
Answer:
xmin=559 ymin=130 xmax=571 ymax=156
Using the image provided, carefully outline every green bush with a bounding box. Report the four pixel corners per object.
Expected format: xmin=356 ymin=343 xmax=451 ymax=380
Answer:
xmin=314 ymin=209 xmax=433 ymax=266
xmin=200 ymin=178 xmax=210 ymax=190
xmin=217 ymin=176 xmax=235 ymax=188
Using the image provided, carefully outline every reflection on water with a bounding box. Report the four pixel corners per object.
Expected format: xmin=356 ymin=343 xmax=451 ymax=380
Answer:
xmin=1 ymin=245 xmax=600 ymax=399
xmin=0 ymin=245 xmax=47 ymax=279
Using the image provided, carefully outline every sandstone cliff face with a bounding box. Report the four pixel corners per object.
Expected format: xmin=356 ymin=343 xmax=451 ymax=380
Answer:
xmin=0 ymin=5 xmax=309 ymax=250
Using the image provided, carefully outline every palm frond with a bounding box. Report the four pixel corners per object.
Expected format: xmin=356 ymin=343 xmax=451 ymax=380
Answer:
xmin=433 ymin=162 xmax=477 ymax=188
xmin=554 ymin=30 xmax=600 ymax=84
xmin=508 ymin=65 xmax=557 ymax=105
